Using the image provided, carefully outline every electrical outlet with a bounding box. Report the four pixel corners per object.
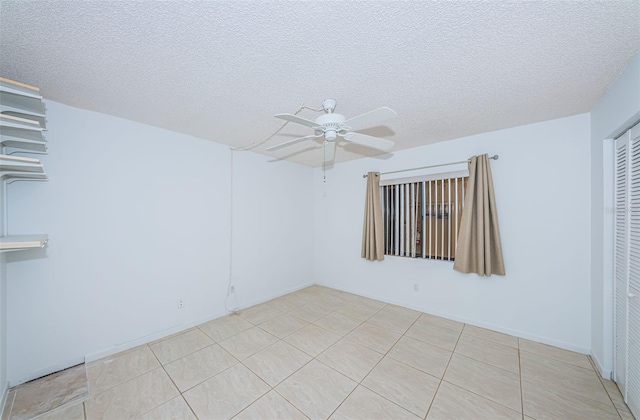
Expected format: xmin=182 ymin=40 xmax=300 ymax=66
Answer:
xmin=413 ymin=283 xmax=420 ymax=292
xmin=177 ymin=298 xmax=184 ymax=309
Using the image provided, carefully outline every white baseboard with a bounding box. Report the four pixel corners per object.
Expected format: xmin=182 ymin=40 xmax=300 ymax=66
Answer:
xmin=235 ymin=282 xmax=315 ymax=311
xmin=84 ymin=311 xmax=228 ymax=363
xmin=590 ymin=351 xmax=613 ymax=380
xmin=85 ymin=281 xmax=314 ymax=363
xmin=13 ymin=282 xmax=316 ymax=384
xmin=316 ymin=281 xmax=591 ymax=355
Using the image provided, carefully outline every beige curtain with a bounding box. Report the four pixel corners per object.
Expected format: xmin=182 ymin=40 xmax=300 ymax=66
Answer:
xmin=362 ymin=172 xmax=385 ymax=261
xmin=453 ymin=154 xmax=505 ymax=276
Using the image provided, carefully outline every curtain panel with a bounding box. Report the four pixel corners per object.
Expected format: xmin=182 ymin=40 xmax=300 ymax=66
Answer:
xmin=453 ymin=154 xmax=505 ymax=276
xmin=362 ymin=172 xmax=385 ymax=261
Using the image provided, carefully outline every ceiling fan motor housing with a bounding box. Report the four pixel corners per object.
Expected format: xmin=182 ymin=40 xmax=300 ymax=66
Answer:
xmin=314 ymin=113 xmax=345 ymax=141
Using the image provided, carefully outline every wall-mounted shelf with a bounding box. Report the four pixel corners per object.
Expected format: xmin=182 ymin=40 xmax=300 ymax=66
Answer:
xmin=0 ymin=87 xmax=46 ymax=128
xmin=0 ymin=113 xmax=43 ymax=131
xmin=0 ymin=77 xmax=43 ymax=99
xmin=0 ymin=76 xmax=49 ymax=253
xmin=0 ymin=235 xmax=48 ymax=252
xmin=0 ymin=103 xmax=47 ymax=154
xmin=0 ymin=154 xmax=46 ymax=183
xmin=1 ymin=154 xmax=43 ymax=172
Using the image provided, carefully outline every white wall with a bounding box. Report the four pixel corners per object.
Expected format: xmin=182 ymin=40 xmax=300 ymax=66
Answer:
xmin=590 ymin=51 xmax=640 ymax=377
xmin=4 ymin=101 xmax=314 ymax=385
xmin=314 ymin=113 xmax=592 ymax=352
xmin=231 ymin=151 xmax=314 ymax=305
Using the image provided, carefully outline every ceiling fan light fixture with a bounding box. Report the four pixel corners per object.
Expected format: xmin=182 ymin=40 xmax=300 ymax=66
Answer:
xmin=325 ymin=130 xmax=337 ymax=141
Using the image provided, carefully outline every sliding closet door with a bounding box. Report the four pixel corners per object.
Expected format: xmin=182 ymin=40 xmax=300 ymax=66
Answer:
xmin=614 ymin=122 xmax=640 ymax=419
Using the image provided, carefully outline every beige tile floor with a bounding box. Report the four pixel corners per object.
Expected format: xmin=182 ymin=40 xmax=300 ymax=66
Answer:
xmin=2 ymin=285 xmax=635 ymax=420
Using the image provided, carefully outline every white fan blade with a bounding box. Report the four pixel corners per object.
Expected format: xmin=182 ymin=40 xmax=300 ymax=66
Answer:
xmin=343 ymin=132 xmax=394 ymax=151
xmin=344 ymin=107 xmax=397 ymax=131
xmin=324 ymin=141 xmax=336 ymax=162
xmin=266 ymin=134 xmax=320 ymax=151
xmin=274 ymin=114 xmax=318 ymax=128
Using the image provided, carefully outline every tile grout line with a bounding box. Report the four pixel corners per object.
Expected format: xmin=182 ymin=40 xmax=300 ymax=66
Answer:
xmin=155 ymin=332 xmax=240 ymax=419
xmin=226 ymin=291 xmax=364 ymax=418
xmin=587 ymin=355 xmax=626 ymax=420
xmin=324 ymin=302 xmax=412 ymax=419
xmin=150 ymin=328 xmax=218 ymax=365
xmin=228 ymin=358 xmax=275 ymax=419
xmin=422 ymin=323 xmax=465 ymax=420
xmin=278 ymin=298 xmax=388 ymax=414
xmin=520 ymin=344 xmax=627 ymax=418
xmin=125 ymin=340 xmax=213 ymax=419
xmin=325 ymin=305 xmax=451 ymax=419
xmin=197 ymin=317 xmax=254 ymax=343
xmin=235 ymin=356 xmax=313 ymax=420
xmin=244 ymin=294 xmax=389 ymax=419
xmin=173 ymin=343 xmax=242 ymax=393
xmin=246 ymin=292 xmax=367 ymax=419
xmin=362 ymin=316 xmax=447 ymax=419
xmin=519 ymin=348 xmax=599 ymax=371
xmin=141 ymin=344 xmax=198 ymax=419
xmin=241 ymin=294 xmax=356 ymax=338
xmin=434 ymin=327 xmax=527 ymax=418
xmin=298 ymin=296 xmax=512 ymax=419
xmin=86 ymin=344 xmax=181 ymax=401
xmin=521 ymin=350 xmax=627 ymax=410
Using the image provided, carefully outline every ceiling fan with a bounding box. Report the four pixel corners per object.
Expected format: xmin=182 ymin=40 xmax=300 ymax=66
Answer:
xmin=266 ymin=99 xmax=397 ymax=163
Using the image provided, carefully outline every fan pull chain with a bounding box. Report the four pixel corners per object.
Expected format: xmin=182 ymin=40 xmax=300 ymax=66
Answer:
xmin=323 ymin=142 xmax=326 ymax=183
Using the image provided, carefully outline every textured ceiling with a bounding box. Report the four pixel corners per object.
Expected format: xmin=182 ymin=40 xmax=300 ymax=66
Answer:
xmin=1 ymin=1 xmax=639 ymax=167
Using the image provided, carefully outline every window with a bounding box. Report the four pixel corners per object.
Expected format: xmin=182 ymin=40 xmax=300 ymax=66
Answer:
xmin=381 ymin=171 xmax=468 ymax=260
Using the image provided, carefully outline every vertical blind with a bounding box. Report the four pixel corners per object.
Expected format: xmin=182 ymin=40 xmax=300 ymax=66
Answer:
xmin=380 ymin=171 xmax=468 ymax=260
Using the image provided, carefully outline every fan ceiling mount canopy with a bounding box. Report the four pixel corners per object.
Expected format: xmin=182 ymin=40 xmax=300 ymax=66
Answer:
xmin=267 ymin=99 xmax=397 ymax=163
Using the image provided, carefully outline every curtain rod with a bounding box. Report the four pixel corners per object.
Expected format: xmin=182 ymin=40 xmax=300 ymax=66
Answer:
xmin=362 ymin=155 xmax=499 ymax=178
